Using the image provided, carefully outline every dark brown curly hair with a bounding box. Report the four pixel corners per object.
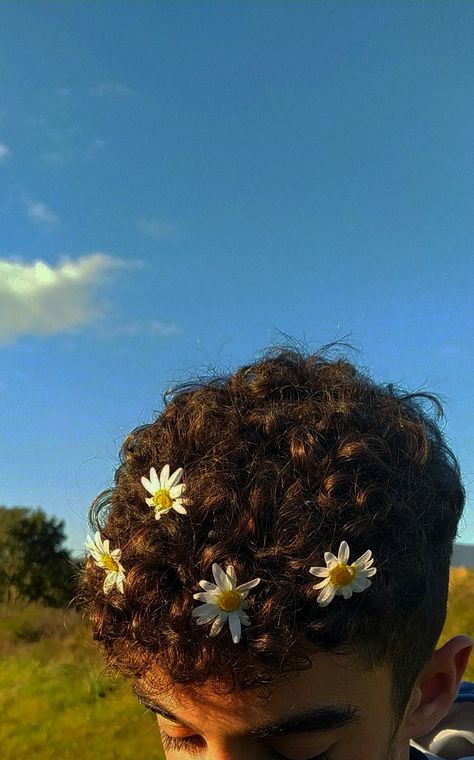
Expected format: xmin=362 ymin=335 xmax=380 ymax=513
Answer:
xmin=76 ymin=342 xmax=465 ymax=727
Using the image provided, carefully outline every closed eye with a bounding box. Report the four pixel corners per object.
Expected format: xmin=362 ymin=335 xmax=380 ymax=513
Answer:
xmin=159 ymin=731 xmax=329 ymax=760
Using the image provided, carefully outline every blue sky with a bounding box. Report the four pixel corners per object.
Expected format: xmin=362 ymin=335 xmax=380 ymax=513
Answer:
xmin=1 ymin=1 xmax=474 ymax=554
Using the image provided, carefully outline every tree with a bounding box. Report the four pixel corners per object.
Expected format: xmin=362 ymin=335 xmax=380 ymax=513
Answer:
xmin=0 ymin=505 xmax=79 ymax=607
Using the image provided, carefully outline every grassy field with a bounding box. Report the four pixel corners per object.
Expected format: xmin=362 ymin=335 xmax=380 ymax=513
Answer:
xmin=1 ymin=568 xmax=473 ymax=760
xmin=0 ymin=600 xmax=161 ymax=760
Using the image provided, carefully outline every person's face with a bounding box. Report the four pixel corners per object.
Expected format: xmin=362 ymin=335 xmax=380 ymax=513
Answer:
xmin=133 ymin=635 xmax=473 ymax=760
xmin=134 ymin=651 xmax=399 ymax=760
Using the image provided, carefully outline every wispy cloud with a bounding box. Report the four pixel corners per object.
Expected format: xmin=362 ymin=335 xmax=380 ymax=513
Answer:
xmin=83 ymin=137 xmax=107 ymax=161
xmin=0 ymin=142 xmax=11 ymax=161
xmin=0 ymin=253 xmax=125 ymax=344
xmin=98 ymin=320 xmax=183 ymax=339
xmin=91 ymin=82 xmax=136 ymax=98
xmin=435 ymin=345 xmax=465 ymax=358
xmin=30 ymin=116 xmax=106 ymax=168
xmin=40 ymin=136 xmax=106 ymax=167
xmin=27 ymin=200 xmax=60 ymax=227
xmin=137 ymin=217 xmax=179 ymax=240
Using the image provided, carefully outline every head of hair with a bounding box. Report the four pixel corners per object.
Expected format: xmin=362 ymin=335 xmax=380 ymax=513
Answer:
xmin=76 ymin=340 xmax=465 ymax=729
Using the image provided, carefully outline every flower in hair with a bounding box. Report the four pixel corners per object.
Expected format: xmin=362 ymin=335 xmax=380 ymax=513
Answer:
xmin=309 ymin=540 xmax=377 ymax=607
xmin=84 ymin=531 xmax=126 ymax=594
xmin=141 ymin=464 xmax=190 ymax=520
xmin=192 ymin=562 xmax=261 ymax=644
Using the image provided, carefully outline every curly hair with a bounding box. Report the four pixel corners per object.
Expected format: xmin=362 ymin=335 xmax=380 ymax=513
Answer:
xmin=76 ymin=342 xmax=466 ymax=727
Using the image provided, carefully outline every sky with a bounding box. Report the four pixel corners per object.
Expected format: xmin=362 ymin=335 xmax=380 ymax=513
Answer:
xmin=1 ymin=0 xmax=474 ymax=555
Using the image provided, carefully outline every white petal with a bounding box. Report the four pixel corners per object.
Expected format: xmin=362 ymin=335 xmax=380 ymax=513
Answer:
xmin=193 ymin=604 xmax=221 ymax=624
xmin=353 ymin=549 xmax=372 ymax=567
xmin=159 ymin=464 xmax=170 ymax=486
xmin=145 ymin=497 xmax=155 ymax=507
xmin=235 ymin=577 xmax=261 ymax=595
xmin=103 ymin=573 xmax=116 ymax=594
xmin=149 ymin=467 xmax=159 ymax=488
xmin=324 ymin=551 xmax=339 ymax=567
xmin=103 ymin=539 xmax=110 ymax=555
xmin=193 ymin=591 xmax=220 ymax=603
xmin=86 ymin=542 xmax=103 ymax=562
xmin=228 ymin=612 xmax=242 ymax=643
xmin=338 ymin=541 xmax=350 ymax=563
xmin=212 ymin=563 xmax=233 ymax=591
xmin=209 ymin=612 xmax=228 ymax=636
xmin=141 ymin=476 xmax=154 ymax=495
xmin=312 ymin=577 xmax=331 ymax=590
xmin=317 ymin=584 xmax=336 ymax=606
xmin=169 ymin=483 xmax=186 ymax=498
xmin=116 ymin=574 xmax=125 ymax=594
xmin=110 ymin=548 xmax=121 ymax=560
xmin=361 ymin=566 xmax=377 ymax=577
xmin=154 ymin=511 xmax=162 ymax=520
xmin=226 ymin=566 xmax=237 ymax=588
xmin=239 ymin=609 xmax=251 ymax=626
xmin=353 ymin=578 xmax=372 ymax=593
xmin=342 ymin=584 xmax=353 ymax=599
xmin=94 ymin=531 xmax=106 ymax=554
xmin=308 ymin=566 xmax=330 ymax=577
xmin=351 ymin=576 xmax=369 ymax=592
xmin=199 ymin=580 xmax=218 ymax=592
xmin=84 ymin=535 xmax=95 ymax=551
xmin=172 ymin=503 xmax=188 ymax=514
xmin=167 ymin=467 xmax=184 ymax=489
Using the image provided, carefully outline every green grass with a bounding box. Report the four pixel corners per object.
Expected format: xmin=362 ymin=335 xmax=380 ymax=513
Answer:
xmin=1 ymin=568 xmax=473 ymax=759
xmin=0 ymin=601 xmax=163 ymax=760
xmin=439 ymin=567 xmax=474 ymax=681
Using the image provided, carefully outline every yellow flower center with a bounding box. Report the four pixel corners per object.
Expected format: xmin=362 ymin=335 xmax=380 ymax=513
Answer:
xmin=330 ymin=563 xmax=357 ymax=588
xmin=153 ymin=489 xmax=173 ymax=510
xmin=101 ymin=555 xmax=119 ymax=572
xmin=217 ymin=590 xmax=242 ymax=613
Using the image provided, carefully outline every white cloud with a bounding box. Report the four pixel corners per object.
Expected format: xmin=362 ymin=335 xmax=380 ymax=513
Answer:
xmin=0 ymin=254 xmax=125 ymax=343
xmin=0 ymin=142 xmax=11 ymax=160
xmin=137 ymin=217 xmax=179 ymax=240
xmin=27 ymin=201 xmax=60 ymax=227
xmin=91 ymin=82 xmax=136 ymax=98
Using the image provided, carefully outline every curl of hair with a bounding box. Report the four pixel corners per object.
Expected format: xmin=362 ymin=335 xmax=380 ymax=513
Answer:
xmin=76 ymin=342 xmax=465 ymax=726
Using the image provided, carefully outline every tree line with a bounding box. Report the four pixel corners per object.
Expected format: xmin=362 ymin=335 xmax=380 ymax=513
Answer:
xmin=0 ymin=505 xmax=84 ymax=607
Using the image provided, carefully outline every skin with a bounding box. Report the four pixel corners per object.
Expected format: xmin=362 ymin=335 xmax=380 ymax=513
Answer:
xmin=135 ymin=634 xmax=473 ymax=760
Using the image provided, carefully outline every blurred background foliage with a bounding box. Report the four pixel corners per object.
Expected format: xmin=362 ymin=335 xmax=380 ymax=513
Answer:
xmin=0 ymin=505 xmax=472 ymax=760
xmin=0 ymin=505 xmax=79 ymax=607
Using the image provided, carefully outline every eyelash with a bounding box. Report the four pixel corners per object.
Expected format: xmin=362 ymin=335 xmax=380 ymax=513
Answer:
xmin=160 ymin=731 xmax=329 ymax=760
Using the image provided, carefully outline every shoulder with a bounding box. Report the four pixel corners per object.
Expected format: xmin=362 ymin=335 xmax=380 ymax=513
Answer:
xmin=455 ymin=679 xmax=474 ymax=702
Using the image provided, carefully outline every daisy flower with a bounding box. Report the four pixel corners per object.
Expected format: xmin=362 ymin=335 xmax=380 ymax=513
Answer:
xmin=141 ymin=464 xmax=190 ymax=520
xmin=192 ymin=562 xmax=261 ymax=644
xmin=84 ymin=531 xmax=126 ymax=594
xmin=309 ymin=540 xmax=377 ymax=607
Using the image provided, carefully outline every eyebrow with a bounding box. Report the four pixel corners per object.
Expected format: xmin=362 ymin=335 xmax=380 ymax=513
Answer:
xmin=132 ymin=683 xmax=362 ymax=739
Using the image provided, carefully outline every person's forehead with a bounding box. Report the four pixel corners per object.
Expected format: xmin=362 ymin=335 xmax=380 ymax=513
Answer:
xmin=134 ymin=650 xmax=390 ymax=734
